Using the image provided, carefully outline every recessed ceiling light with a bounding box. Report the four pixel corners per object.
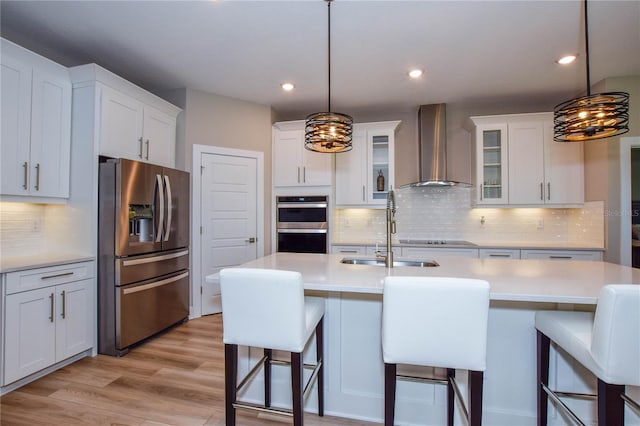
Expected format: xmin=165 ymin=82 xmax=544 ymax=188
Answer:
xmin=408 ymin=69 xmax=423 ymax=79
xmin=281 ymin=82 xmax=295 ymax=91
xmin=557 ymin=55 xmax=577 ymax=65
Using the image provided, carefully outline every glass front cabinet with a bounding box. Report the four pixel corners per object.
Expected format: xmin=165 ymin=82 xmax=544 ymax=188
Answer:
xmin=471 ymin=122 xmax=509 ymax=205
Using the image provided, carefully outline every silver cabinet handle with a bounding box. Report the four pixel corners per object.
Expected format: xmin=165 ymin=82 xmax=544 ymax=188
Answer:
xmin=547 ymin=182 xmax=551 ymax=201
xmin=22 ymin=161 xmax=28 ymax=189
xmin=49 ymin=293 xmax=54 ymax=323
xmin=41 ymin=271 xmax=74 ymax=280
xmin=297 ymin=167 xmax=300 ymax=183
xmin=340 ymin=250 xmax=359 ymax=253
xmin=35 ymin=163 xmax=40 ymax=191
xmin=145 ymin=139 xmax=150 ymax=160
xmin=480 ymin=184 xmax=483 ymax=201
xmin=362 ymin=185 xmax=366 ymax=201
xmin=550 ymin=255 xmax=572 ymax=259
xmin=155 ymin=174 xmax=164 ymax=243
xmin=163 ymin=175 xmax=172 ymax=242
xmin=61 ymin=290 xmax=66 ymax=319
xmin=489 ymin=254 xmax=511 ymax=258
xmin=303 ymin=167 xmax=306 ymax=183
xmin=138 ymin=137 xmax=144 ymax=158
xmin=245 ymin=237 xmax=256 ymax=243
xmin=540 ymin=182 xmax=544 ymax=201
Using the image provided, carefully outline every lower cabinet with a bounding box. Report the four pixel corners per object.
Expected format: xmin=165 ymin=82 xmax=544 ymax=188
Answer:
xmin=332 ymin=245 xmax=366 ymax=255
xmin=479 ymin=248 xmax=521 ymax=259
xmin=520 ymin=249 xmax=603 ymax=261
xmin=2 ymin=261 xmax=94 ymax=386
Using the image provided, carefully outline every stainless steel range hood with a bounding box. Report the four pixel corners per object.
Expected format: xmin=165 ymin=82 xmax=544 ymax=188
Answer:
xmin=402 ymin=103 xmax=471 ymax=188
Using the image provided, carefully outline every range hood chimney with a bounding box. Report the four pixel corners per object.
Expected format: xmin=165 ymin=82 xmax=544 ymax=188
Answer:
xmin=403 ymin=103 xmax=471 ymax=188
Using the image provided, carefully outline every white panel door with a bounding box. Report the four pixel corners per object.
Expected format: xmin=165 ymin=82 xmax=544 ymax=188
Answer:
xmin=201 ymin=153 xmax=258 ymax=315
xmin=142 ymin=106 xmax=176 ymax=167
xmin=1 ymin=55 xmax=32 ymax=196
xmin=29 ymin=68 xmax=72 ymax=198
xmin=99 ymin=86 xmax=144 ymax=161
xmin=507 ymin=121 xmax=545 ymax=205
xmin=55 ymin=279 xmax=93 ymax=361
xmin=4 ymin=287 xmax=56 ymax=385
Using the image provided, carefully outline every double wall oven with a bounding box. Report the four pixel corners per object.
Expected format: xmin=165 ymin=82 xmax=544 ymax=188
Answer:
xmin=276 ymin=195 xmax=328 ymax=254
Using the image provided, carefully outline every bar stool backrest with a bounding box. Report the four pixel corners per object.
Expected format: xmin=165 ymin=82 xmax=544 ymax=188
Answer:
xmin=591 ymin=284 xmax=640 ymax=386
xmin=382 ymin=276 xmax=490 ymax=371
xmin=220 ymin=268 xmax=306 ymax=352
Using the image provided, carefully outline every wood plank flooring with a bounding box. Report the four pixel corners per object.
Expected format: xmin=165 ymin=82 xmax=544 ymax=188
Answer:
xmin=0 ymin=314 xmax=379 ymax=426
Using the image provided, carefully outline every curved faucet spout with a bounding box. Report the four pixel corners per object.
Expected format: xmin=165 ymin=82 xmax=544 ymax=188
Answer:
xmin=386 ymin=188 xmax=397 ymax=268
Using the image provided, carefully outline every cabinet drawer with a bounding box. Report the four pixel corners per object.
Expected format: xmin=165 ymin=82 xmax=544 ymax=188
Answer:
xmin=332 ymin=245 xmax=366 ymax=255
xmin=520 ymin=250 xmax=602 ymax=261
xmin=479 ymin=249 xmax=521 ymax=259
xmin=5 ymin=261 xmax=95 ymax=295
xmin=402 ymin=247 xmax=479 ymax=258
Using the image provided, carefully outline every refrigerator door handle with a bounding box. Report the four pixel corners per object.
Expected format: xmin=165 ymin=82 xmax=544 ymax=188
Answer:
xmin=155 ymin=174 xmax=164 ymax=243
xmin=163 ymin=175 xmax=172 ymax=242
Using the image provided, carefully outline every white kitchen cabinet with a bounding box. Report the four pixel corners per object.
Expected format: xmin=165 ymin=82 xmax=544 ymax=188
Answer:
xmin=272 ymin=121 xmax=333 ymax=186
xmin=2 ymin=261 xmax=94 ymax=387
xmin=332 ymin=245 xmax=366 ymax=255
xmin=520 ymin=249 xmax=602 ymax=261
xmin=479 ymin=248 xmax=521 ymax=259
xmin=1 ymin=38 xmax=71 ymax=199
xmin=402 ymin=247 xmax=479 ymax=258
xmin=70 ymin=64 xmax=180 ymax=168
xmin=469 ymin=113 xmax=583 ymax=207
xmin=335 ymin=121 xmax=400 ymax=207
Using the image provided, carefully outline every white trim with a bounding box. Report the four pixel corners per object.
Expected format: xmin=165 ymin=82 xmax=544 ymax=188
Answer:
xmin=619 ymin=136 xmax=640 ymax=267
xmin=191 ymin=144 xmax=264 ymax=318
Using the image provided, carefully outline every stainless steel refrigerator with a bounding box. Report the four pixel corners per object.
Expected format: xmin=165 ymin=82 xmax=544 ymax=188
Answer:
xmin=98 ymin=158 xmax=190 ymax=356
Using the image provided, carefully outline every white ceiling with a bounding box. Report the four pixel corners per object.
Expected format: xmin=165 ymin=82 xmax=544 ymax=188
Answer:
xmin=1 ymin=0 xmax=639 ymax=120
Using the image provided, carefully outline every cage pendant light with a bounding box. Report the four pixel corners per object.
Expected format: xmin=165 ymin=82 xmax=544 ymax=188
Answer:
xmin=305 ymin=0 xmax=353 ymax=153
xmin=553 ymin=0 xmax=629 ymax=142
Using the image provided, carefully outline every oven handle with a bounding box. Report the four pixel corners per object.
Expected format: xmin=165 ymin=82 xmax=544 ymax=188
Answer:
xmin=277 ymin=229 xmax=327 ymax=234
xmin=277 ymin=202 xmax=327 ymax=208
xmin=122 ymin=271 xmax=189 ymax=295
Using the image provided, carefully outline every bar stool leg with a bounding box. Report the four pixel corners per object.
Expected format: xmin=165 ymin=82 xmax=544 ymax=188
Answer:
xmin=224 ymin=344 xmax=238 ymax=426
xmin=384 ymin=363 xmax=397 ymax=426
xmin=264 ymin=348 xmax=272 ymax=407
xmin=598 ymin=379 xmax=625 ymax=426
xmin=537 ymin=330 xmax=551 ymax=426
xmin=447 ymin=369 xmax=455 ymax=426
xmin=291 ymin=352 xmax=304 ymax=426
xmin=316 ymin=318 xmax=324 ymax=416
xmin=469 ymin=370 xmax=484 ymax=426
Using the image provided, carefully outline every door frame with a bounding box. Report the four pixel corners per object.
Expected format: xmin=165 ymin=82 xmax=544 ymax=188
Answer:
xmin=191 ymin=144 xmax=264 ymax=318
xmin=619 ymin=136 xmax=640 ymax=266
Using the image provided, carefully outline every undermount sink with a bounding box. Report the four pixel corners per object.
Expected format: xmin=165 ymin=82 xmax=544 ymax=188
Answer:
xmin=340 ymin=257 xmax=439 ymax=267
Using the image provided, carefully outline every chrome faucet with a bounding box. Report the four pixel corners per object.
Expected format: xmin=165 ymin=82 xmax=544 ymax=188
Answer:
xmin=385 ymin=188 xmax=397 ymax=268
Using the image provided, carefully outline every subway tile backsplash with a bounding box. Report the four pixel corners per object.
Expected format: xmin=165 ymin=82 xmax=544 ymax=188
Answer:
xmin=333 ymin=187 xmax=604 ymax=247
xmin=0 ymin=203 xmax=49 ymax=256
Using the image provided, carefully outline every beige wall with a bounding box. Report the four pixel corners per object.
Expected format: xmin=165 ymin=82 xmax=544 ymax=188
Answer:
xmin=583 ymin=75 xmax=640 ymax=263
xmin=163 ymin=88 xmax=274 ymax=253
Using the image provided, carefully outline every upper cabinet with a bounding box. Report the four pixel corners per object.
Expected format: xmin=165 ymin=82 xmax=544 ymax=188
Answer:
xmin=1 ymin=38 xmax=71 ymax=199
xmin=272 ymin=121 xmax=333 ymax=187
xmin=469 ymin=113 xmax=583 ymax=207
xmin=70 ymin=64 xmax=181 ymax=168
xmin=335 ymin=121 xmax=400 ymax=207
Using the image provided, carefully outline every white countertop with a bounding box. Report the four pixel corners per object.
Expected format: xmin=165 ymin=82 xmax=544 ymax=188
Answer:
xmin=0 ymin=253 xmax=95 ymax=274
xmin=332 ymin=240 xmax=605 ymax=251
xmin=206 ymin=253 xmax=639 ymax=304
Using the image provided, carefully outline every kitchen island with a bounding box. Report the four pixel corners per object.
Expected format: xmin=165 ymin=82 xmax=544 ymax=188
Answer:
xmin=206 ymin=253 xmax=640 ymax=425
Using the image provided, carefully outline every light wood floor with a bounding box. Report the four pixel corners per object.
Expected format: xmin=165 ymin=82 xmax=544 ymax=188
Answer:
xmin=0 ymin=314 xmax=379 ymax=426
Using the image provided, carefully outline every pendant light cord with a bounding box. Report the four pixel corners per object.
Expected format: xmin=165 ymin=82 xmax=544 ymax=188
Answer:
xmin=584 ymin=0 xmax=591 ymax=96
xmin=327 ymin=0 xmax=332 ymax=113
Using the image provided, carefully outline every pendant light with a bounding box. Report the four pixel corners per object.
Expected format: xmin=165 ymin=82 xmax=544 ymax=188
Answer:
xmin=553 ymin=0 xmax=629 ymax=142
xmin=305 ymin=0 xmax=353 ymax=153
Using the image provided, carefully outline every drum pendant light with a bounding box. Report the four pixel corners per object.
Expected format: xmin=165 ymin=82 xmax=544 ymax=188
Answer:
xmin=553 ymin=0 xmax=629 ymax=142
xmin=305 ymin=0 xmax=353 ymax=153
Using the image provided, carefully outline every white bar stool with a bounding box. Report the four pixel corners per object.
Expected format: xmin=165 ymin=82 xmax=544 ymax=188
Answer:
xmin=382 ymin=276 xmax=491 ymax=426
xmin=535 ymin=284 xmax=640 ymax=426
xmin=220 ymin=268 xmax=325 ymax=426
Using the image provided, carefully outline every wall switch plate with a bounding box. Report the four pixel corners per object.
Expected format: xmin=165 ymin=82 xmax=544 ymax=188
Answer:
xmin=537 ymin=218 xmax=544 ymax=229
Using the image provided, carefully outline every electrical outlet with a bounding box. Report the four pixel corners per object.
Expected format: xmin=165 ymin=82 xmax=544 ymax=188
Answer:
xmin=536 ymin=218 xmax=544 ymax=229
xmin=31 ymin=218 xmax=42 ymax=232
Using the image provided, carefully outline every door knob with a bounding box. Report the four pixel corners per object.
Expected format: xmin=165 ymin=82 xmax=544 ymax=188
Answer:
xmin=245 ymin=237 xmax=256 ymax=243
